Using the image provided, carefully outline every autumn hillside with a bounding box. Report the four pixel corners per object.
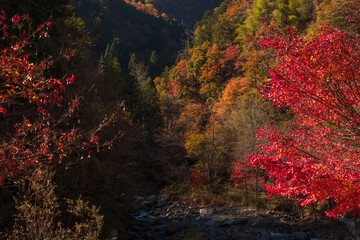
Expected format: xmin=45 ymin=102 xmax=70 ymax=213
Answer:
xmin=0 ymin=0 xmax=360 ymax=239
xmin=145 ymin=0 xmax=224 ymax=28
xmin=154 ymin=0 xmax=360 ymax=223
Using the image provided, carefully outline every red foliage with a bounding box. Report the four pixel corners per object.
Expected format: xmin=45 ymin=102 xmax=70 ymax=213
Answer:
xmin=231 ymin=160 xmax=252 ymax=184
xmin=224 ymin=45 xmax=239 ymax=62
xmin=249 ymin=27 xmax=360 ymax=217
xmin=0 ymin=13 xmax=96 ymax=184
xmin=168 ymin=59 xmax=190 ymax=98
xmin=190 ymin=169 xmax=208 ymax=188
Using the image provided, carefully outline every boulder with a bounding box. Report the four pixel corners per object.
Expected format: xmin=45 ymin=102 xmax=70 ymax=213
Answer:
xmin=260 ymin=231 xmax=271 ymax=240
xmin=269 ymin=232 xmax=292 ymax=240
xmin=148 ymin=195 xmax=158 ymax=203
xmin=204 ymin=219 xmax=218 ymax=227
xmin=157 ymin=199 xmax=167 ymax=208
xmin=223 ymin=219 xmax=236 ymax=226
xmin=340 ymin=216 xmax=360 ymax=237
xmin=134 ymin=196 xmax=144 ymax=202
xmin=291 ymin=232 xmax=309 ymax=240
xmin=140 ymin=200 xmax=152 ymax=209
xmin=231 ymin=231 xmax=260 ymax=240
xmin=166 ymin=222 xmax=186 ymax=235
xmin=200 ymin=208 xmax=214 ymax=217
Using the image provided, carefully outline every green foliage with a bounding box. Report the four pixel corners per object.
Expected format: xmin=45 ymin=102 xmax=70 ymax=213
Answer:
xmin=238 ymin=0 xmax=276 ymax=39
xmin=64 ymin=197 xmax=104 ymax=239
xmin=155 ymin=0 xmax=316 ymax=210
xmin=253 ymin=197 xmax=266 ymax=210
xmin=311 ymin=0 xmax=360 ymax=34
xmin=8 ymin=168 xmax=103 ymax=240
xmin=128 ymin=53 xmax=137 ymax=71
xmin=100 ymin=37 xmax=121 ymax=67
xmin=149 ymin=50 xmax=158 ymax=65
xmin=161 ymin=184 xmax=191 ymax=202
xmin=73 ymin=0 xmax=185 ymax=75
xmin=237 ymin=0 xmax=315 ymax=42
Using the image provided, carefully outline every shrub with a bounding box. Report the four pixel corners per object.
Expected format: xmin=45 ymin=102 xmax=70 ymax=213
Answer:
xmin=7 ymin=167 xmax=103 ymax=240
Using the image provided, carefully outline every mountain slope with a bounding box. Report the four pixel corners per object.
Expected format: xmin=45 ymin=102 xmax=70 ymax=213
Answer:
xmin=147 ymin=0 xmax=224 ymax=28
xmin=73 ymin=0 xmax=185 ymax=73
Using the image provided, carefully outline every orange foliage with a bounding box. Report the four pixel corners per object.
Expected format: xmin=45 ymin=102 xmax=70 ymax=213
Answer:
xmin=241 ymin=49 xmax=269 ymax=79
xmin=168 ymin=59 xmax=189 ymax=98
xmin=317 ymin=0 xmax=360 ymax=34
xmin=212 ymin=77 xmax=251 ymax=117
xmin=123 ymin=0 xmax=168 ymax=20
xmin=224 ymin=45 xmax=239 ymax=62
xmin=220 ymin=77 xmax=250 ymax=104
xmin=154 ymin=76 xmax=168 ymax=97
xmin=179 ymin=103 xmax=207 ymax=134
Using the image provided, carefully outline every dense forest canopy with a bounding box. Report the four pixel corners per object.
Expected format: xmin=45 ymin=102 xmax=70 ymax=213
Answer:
xmin=145 ymin=0 xmax=224 ymax=28
xmin=0 ymin=0 xmax=360 ymax=239
xmin=73 ymin=0 xmax=186 ymax=75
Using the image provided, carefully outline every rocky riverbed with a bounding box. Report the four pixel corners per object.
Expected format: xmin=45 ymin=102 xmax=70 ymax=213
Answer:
xmin=115 ymin=195 xmax=354 ymax=240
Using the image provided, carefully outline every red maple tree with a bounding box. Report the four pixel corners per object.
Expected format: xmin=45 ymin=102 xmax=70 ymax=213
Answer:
xmin=0 ymin=13 xmax=99 ymax=185
xmin=248 ymin=27 xmax=360 ymax=217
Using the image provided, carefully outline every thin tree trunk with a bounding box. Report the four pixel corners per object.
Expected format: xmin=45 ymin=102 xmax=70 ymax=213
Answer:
xmin=245 ymin=177 xmax=248 ymax=206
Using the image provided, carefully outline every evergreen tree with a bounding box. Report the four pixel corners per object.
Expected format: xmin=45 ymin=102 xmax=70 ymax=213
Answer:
xmin=150 ymin=50 xmax=158 ymax=65
xmin=128 ymin=53 xmax=137 ymax=71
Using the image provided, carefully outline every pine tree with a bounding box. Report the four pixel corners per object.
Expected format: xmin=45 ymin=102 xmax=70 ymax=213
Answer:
xmin=150 ymin=50 xmax=158 ymax=65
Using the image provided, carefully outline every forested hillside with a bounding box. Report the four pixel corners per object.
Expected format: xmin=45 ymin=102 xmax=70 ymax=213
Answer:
xmin=145 ymin=0 xmax=224 ymax=28
xmin=0 ymin=0 xmax=169 ymax=237
xmin=0 ymin=0 xmax=360 ymax=239
xmin=155 ymin=0 xmax=360 ymax=222
xmin=73 ymin=0 xmax=185 ymax=75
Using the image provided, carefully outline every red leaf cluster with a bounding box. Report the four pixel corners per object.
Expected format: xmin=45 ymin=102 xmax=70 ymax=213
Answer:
xmin=190 ymin=169 xmax=208 ymax=188
xmin=250 ymin=27 xmax=360 ymax=217
xmin=0 ymin=13 xmax=95 ymax=184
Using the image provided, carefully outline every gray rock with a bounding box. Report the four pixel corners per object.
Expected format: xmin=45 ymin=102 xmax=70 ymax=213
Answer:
xmin=166 ymin=222 xmax=185 ymax=235
xmin=148 ymin=195 xmax=158 ymax=203
xmin=200 ymin=208 xmax=214 ymax=217
xmin=204 ymin=219 xmax=218 ymax=227
xmin=154 ymin=216 xmax=166 ymax=225
xmin=135 ymin=196 xmax=144 ymax=202
xmin=109 ymin=228 xmax=118 ymax=237
xmin=215 ymin=236 xmax=228 ymax=240
xmin=154 ymin=224 xmax=168 ymax=231
xmin=157 ymin=199 xmax=167 ymax=208
xmin=340 ymin=216 xmax=360 ymax=237
xmin=134 ymin=211 xmax=149 ymax=220
xmin=269 ymin=232 xmax=292 ymax=240
xmin=142 ymin=217 xmax=156 ymax=225
xmin=129 ymin=231 xmax=140 ymax=239
xmin=231 ymin=231 xmax=260 ymax=240
xmin=235 ymin=218 xmax=249 ymax=226
xmin=173 ymin=231 xmax=186 ymax=239
xmin=140 ymin=200 xmax=152 ymax=209
xmin=177 ymin=213 xmax=185 ymax=219
xmin=220 ymin=219 xmax=236 ymax=227
xmin=260 ymin=231 xmax=271 ymax=240
xmin=291 ymin=232 xmax=309 ymax=240
xmin=145 ymin=230 xmax=158 ymax=239
xmin=188 ymin=218 xmax=201 ymax=227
